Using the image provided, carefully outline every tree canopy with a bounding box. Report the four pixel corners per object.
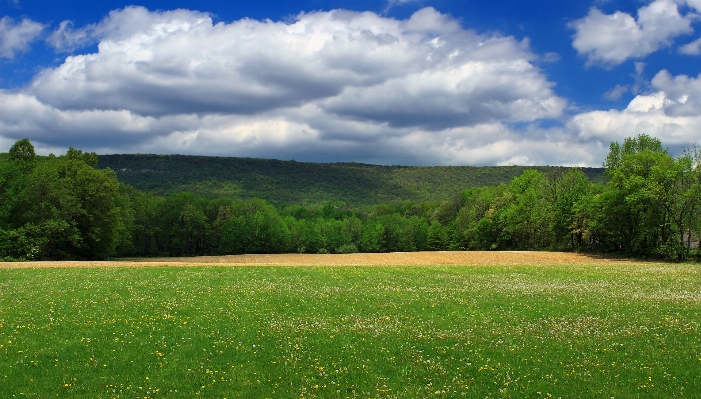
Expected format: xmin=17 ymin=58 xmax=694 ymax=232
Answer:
xmin=1 ymin=144 xmax=122 ymax=260
xmin=2 ymin=135 xmax=700 ymax=261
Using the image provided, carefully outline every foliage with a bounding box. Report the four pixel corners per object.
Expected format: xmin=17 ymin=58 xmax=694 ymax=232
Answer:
xmin=97 ymin=154 xmax=606 ymax=207
xmin=8 ymin=138 xmax=36 ymax=170
xmin=2 ymin=134 xmax=701 ymax=261
xmin=593 ymin=134 xmax=701 ymax=259
xmin=0 ymin=144 xmax=121 ymax=260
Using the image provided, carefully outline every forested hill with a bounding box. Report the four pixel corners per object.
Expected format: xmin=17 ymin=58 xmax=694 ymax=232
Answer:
xmin=98 ymin=154 xmax=605 ymax=206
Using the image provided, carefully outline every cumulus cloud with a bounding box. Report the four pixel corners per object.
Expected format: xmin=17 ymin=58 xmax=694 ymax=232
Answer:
xmin=570 ymin=0 xmax=694 ymax=67
xmin=684 ymin=0 xmax=701 ymax=12
xmin=541 ymin=52 xmax=561 ymax=62
xmin=47 ymin=7 xmax=211 ymax=52
xmin=629 ymin=61 xmax=649 ymax=95
xmin=679 ymin=37 xmax=701 ymax=54
xmin=570 ymin=69 xmax=701 ymax=149
xmin=0 ymin=16 xmax=44 ymax=58
xmin=384 ymin=0 xmax=423 ymax=13
xmin=604 ymin=84 xmax=629 ymax=100
xmin=0 ymin=88 xmax=594 ymax=166
xmin=0 ymin=6 xmax=580 ymax=165
xmin=16 ymin=5 xmax=701 ymax=166
xmin=31 ymin=6 xmax=567 ymax=122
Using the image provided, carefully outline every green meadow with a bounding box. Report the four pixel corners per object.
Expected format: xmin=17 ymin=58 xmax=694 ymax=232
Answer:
xmin=1 ymin=263 xmax=700 ymax=398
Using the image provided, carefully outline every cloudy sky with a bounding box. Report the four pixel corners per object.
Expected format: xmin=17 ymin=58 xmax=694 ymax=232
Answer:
xmin=1 ymin=0 xmax=701 ymax=166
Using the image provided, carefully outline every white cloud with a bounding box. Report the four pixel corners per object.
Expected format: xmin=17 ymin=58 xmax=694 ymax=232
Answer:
xmin=0 ymin=16 xmax=44 ymax=58
xmin=541 ymin=52 xmax=561 ymax=62
xmin=649 ymin=69 xmax=701 ymax=116
xmin=570 ymin=70 xmax=701 ymax=149
xmin=46 ymin=20 xmax=96 ymax=52
xmin=0 ymin=89 xmax=595 ymax=166
xmin=630 ymin=61 xmax=649 ymax=95
xmin=47 ymin=7 xmax=211 ymax=52
xmin=384 ymin=0 xmax=423 ymax=13
xmin=679 ymin=37 xmax=701 ymax=54
xmin=683 ymin=0 xmax=701 ymax=12
xmin=605 ymin=84 xmax=629 ymax=100
xmin=32 ymin=6 xmax=564 ymax=124
xmin=570 ymin=0 xmax=694 ymax=66
xmin=11 ymin=6 xmax=701 ymax=167
xmin=0 ymin=6 xmax=579 ymax=165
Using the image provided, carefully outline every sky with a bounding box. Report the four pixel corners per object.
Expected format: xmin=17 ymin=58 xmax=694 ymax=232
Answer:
xmin=1 ymin=0 xmax=701 ymax=166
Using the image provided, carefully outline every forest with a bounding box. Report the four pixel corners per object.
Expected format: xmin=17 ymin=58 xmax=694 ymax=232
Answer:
xmin=97 ymin=153 xmax=605 ymax=206
xmin=1 ymin=134 xmax=700 ymax=261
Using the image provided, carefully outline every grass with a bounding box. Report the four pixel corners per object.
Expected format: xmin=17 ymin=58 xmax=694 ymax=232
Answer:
xmin=0 ymin=263 xmax=700 ymax=398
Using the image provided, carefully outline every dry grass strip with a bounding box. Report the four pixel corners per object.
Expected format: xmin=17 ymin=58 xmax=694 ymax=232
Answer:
xmin=0 ymin=251 xmax=656 ymax=268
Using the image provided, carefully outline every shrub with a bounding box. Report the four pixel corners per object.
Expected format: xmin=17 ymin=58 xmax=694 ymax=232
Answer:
xmin=336 ymin=244 xmax=358 ymax=254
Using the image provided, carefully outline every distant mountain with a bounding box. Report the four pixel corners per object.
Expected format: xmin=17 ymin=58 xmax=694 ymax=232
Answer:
xmin=98 ymin=154 xmax=606 ymax=206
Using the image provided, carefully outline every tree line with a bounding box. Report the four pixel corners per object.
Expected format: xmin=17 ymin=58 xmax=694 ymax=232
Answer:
xmin=98 ymin=153 xmax=605 ymax=207
xmin=1 ymin=134 xmax=700 ymax=261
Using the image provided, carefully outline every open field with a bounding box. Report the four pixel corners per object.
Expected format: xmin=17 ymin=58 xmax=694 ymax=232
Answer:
xmin=1 ymin=253 xmax=700 ymax=398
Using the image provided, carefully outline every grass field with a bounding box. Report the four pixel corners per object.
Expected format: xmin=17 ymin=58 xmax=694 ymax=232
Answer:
xmin=1 ymin=259 xmax=700 ymax=398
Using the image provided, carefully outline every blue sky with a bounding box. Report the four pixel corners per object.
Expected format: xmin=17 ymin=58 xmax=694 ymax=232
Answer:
xmin=2 ymin=0 xmax=701 ymax=166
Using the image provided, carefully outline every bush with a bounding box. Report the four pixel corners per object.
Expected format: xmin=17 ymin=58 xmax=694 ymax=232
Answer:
xmin=336 ymin=244 xmax=358 ymax=254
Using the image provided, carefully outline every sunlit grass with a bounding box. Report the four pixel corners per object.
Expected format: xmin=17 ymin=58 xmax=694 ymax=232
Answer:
xmin=1 ymin=263 xmax=700 ymax=398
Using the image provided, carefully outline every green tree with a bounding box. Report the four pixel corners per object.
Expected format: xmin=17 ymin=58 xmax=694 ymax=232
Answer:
xmin=551 ymin=169 xmax=592 ymax=249
xmin=115 ymin=187 xmax=162 ymax=257
xmin=0 ymin=156 xmax=25 ymax=230
xmin=501 ymin=169 xmax=554 ymax=249
xmin=219 ymin=199 xmax=290 ymax=254
xmin=340 ymin=215 xmax=363 ymax=248
xmin=0 ymin=140 xmax=124 ymax=259
xmin=454 ymin=186 xmax=505 ymax=250
xmin=413 ymin=217 xmax=430 ymax=251
xmin=359 ymin=221 xmax=383 ymax=253
xmin=318 ymin=218 xmax=345 ymax=253
xmin=679 ymin=145 xmax=701 ymax=256
xmin=601 ymin=133 xmax=701 ymax=259
xmin=8 ymin=138 xmax=36 ymax=170
xmin=295 ymin=219 xmax=324 ymax=254
xmin=427 ymin=220 xmax=448 ymax=250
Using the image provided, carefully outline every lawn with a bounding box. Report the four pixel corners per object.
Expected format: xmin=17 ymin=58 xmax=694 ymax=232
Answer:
xmin=0 ymin=263 xmax=700 ymax=398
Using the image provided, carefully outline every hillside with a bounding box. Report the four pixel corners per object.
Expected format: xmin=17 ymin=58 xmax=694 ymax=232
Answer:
xmin=98 ymin=154 xmax=606 ymax=206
